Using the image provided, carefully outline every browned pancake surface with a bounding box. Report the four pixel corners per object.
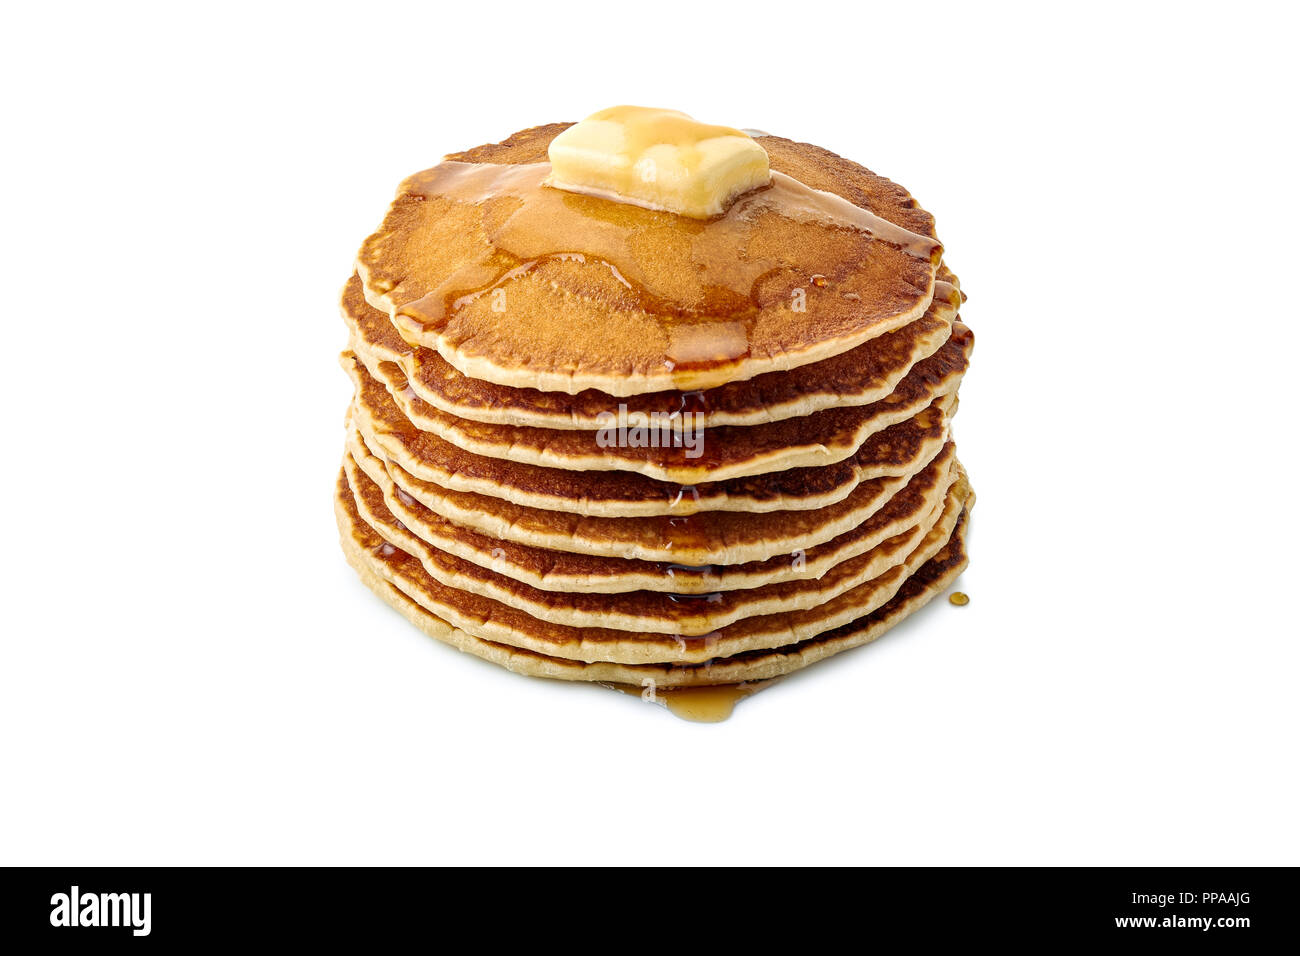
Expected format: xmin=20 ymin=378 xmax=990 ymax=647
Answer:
xmin=348 ymin=427 xmax=957 ymax=593
xmin=356 ymin=127 xmax=942 ymax=394
xmin=348 ymin=361 xmax=956 ymax=516
xmin=343 ymin=320 xmax=970 ymax=482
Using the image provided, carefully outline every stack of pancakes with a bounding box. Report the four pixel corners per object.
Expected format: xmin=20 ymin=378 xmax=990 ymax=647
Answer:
xmin=336 ymin=123 xmax=973 ymax=717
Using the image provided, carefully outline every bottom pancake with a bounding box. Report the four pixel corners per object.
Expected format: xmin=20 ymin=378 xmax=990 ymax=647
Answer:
xmin=336 ymin=467 xmax=972 ymax=684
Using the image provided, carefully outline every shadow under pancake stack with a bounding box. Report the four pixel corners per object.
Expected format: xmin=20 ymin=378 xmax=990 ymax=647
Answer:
xmin=335 ymin=120 xmax=974 ymax=721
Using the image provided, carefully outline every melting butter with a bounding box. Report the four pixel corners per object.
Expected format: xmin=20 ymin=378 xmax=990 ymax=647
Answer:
xmin=546 ymin=106 xmax=771 ymax=218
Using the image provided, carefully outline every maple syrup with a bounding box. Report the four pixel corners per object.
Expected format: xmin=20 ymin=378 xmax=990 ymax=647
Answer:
xmin=603 ymin=680 xmax=771 ymax=722
xmin=393 ymin=162 xmax=941 ymax=386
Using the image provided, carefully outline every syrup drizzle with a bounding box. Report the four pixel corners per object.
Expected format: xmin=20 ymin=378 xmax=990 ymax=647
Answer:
xmin=664 ymin=562 xmax=721 ymax=585
xmin=666 ymin=592 xmax=724 ymax=605
xmin=393 ymin=162 xmax=941 ymax=383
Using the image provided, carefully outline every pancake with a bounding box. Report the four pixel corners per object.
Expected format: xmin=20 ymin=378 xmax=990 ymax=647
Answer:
xmin=337 ymin=463 xmax=972 ymax=671
xmin=347 ymin=361 xmax=957 ymax=516
xmin=347 ymin=427 xmax=956 ymax=594
xmin=340 ymin=267 xmax=961 ymax=430
xmin=336 ymin=111 xmax=975 ymax=712
xmin=343 ymin=320 xmax=971 ymax=482
xmin=355 ymin=126 xmax=943 ymax=395
xmin=349 ymin=416 xmax=954 ymax=565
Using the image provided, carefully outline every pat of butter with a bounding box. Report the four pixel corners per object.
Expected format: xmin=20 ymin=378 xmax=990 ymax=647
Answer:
xmin=547 ymin=106 xmax=771 ymax=218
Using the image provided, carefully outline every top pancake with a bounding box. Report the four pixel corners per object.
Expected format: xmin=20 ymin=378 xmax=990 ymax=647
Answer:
xmin=341 ymin=267 xmax=960 ymax=430
xmin=356 ymin=125 xmax=942 ymax=396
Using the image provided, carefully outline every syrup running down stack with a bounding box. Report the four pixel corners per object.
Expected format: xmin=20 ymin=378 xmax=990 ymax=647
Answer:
xmin=335 ymin=108 xmax=974 ymax=720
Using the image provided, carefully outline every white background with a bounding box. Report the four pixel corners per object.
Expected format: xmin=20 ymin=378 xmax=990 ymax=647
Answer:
xmin=2 ymin=1 xmax=1297 ymax=866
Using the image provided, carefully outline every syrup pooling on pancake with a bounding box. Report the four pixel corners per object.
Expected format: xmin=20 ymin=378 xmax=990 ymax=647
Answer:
xmin=358 ymin=128 xmax=944 ymax=395
xmin=390 ymin=162 xmax=940 ymax=335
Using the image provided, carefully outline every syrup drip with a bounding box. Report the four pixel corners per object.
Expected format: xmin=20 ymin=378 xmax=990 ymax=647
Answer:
xmin=603 ymin=680 xmax=771 ymax=722
xmin=676 ymin=390 xmax=710 ymax=416
xmin=395 ymin=162 xmax=941 ymax=383
xmin=666 ymin=592 xmax=724 ymax=605
xmin=659 ymin=685 xmax=755 ymax=722
xmin=663 ymin=562 xmax=721 ymax=584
